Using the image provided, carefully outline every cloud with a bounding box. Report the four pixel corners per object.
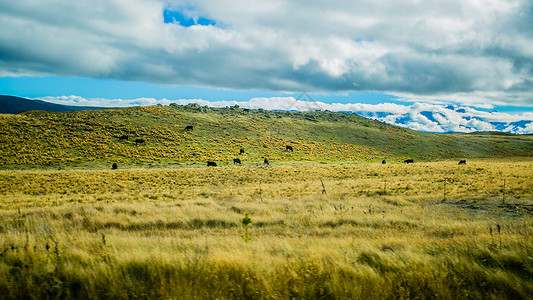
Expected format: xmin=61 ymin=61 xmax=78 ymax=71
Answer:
xmin=40 ymin=95 xmax=533 ymax=134
xmin=2 ymin=0 xmax=533 ymax=107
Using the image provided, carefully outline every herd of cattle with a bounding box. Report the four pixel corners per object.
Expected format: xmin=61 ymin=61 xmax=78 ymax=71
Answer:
xmin=111 ymin=126 xmax=467 ymax=169
xmin=208 ymin=148 xmax=269 ymax=167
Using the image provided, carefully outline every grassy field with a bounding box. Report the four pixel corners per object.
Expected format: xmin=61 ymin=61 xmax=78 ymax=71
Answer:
xmin=1 ymin=104 xmax=532 ymax=169
xmin=1 ymin=159 xmax=532 ymax=299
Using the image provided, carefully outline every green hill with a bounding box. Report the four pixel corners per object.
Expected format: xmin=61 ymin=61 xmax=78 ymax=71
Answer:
xmin=0 ymin=103 xmax=532 ymax=168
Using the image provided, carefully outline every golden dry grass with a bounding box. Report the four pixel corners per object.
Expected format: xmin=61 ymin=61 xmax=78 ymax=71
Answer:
xmin=1 ymin=159 xmax=532 ymax=298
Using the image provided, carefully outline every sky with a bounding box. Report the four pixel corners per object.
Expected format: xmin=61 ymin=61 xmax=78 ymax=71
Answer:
xmin=1 ymin=0 xmax=532 ymax=131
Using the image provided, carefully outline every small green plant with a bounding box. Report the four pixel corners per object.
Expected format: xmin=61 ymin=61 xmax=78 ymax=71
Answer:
xmin=241 ymin=213 xmax=252 ymax=242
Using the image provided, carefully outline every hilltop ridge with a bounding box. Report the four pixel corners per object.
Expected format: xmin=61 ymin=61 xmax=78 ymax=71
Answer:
xmin=1 ymin=103 xmax=532 ymax=168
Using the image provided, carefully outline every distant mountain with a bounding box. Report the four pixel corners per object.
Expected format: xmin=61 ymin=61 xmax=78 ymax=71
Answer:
xmin=354 ymin=104 xmax=533 ymax=134
xmin=0 ymin=95 xmax=107 ymax=114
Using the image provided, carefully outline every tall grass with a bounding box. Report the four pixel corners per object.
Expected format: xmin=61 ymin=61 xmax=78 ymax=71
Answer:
xmin=0 ymin=159 xmax=532 ymax=299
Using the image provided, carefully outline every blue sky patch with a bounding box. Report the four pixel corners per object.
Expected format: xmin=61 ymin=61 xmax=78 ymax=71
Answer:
xmin=420 ymin=111 xmax=438 ymax=123
xmin=163 ymin=9 xmax=216 ymax=27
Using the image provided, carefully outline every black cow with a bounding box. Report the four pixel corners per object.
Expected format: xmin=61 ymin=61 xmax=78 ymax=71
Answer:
xmin=207 ymin=161 xmax=217 ymax=167
xmin=233 ymin=158 xmax=242 ymax=165
xmin=119 ymin=135 xmax=129 ymax=141
xmin=404 ymin=159 xmax=414 ymax=164
xmin=184 ymin=125 xmax=193 ymax=131
xmin=458 ymin=160 xmax=466 ymax=165
xmin=382 ymin=159 xmax=386 ymax=164
xmin=135 ymin=138 xmax=145 ymax=145
xmin=239 ymin=148 xmax=245 ymax=155
xmin=264 ymin=158 xmax=269 ymax=166
xmin=286 ymin=145 xmax=293 ymax=152
xmin=112 ymin=163 xmax=118 ymax=170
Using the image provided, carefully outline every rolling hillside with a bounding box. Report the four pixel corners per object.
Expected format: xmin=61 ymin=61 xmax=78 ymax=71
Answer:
xmin=1 ymin=103 xmax=532 ymax=168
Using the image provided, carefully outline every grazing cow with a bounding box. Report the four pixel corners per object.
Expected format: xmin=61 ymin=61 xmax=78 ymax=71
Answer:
xmin=286 ymin=145 xmax=293 ymax=152
xmin=458 ymin=159 xmax=466 ymax=165
xmin=184 ymin=125 xmax=193 ymax=131
xmin=239 ymin=148 xmax=245 ymax=155
xmin=112 ymin=163 xmax=118 ymax=170
xmin=233 ymin=158 xmax=242 ymax=165
xmin=404 ymin=159 xmax=414 ymax=164
xmin=135 ymin=138 xmax=145 ymax=145
xmin=119 ymin=135 xmax=129 ymax=141
xmin=382 ymin=159 xmax=386 ymax=164
xmin=207 ymin=161 xmax=217 ymax=167
xmin=263 ymin=158 xmax=269 ymax=166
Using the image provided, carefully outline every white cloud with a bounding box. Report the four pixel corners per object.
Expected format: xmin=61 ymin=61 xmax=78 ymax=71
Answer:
xmin=2 ymin=0 xmax=533 ymax=107
xmin=522 ymin=122 xmax=533 ymax=134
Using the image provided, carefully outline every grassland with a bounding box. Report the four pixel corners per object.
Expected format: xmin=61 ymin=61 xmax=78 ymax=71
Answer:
xmin=1 ymin=104 xmax=532 ymax=169
xmin=1 ymin=105 xmax=532 ymax=299
xmin=1 ymin=159 xmax=532 ymax=299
